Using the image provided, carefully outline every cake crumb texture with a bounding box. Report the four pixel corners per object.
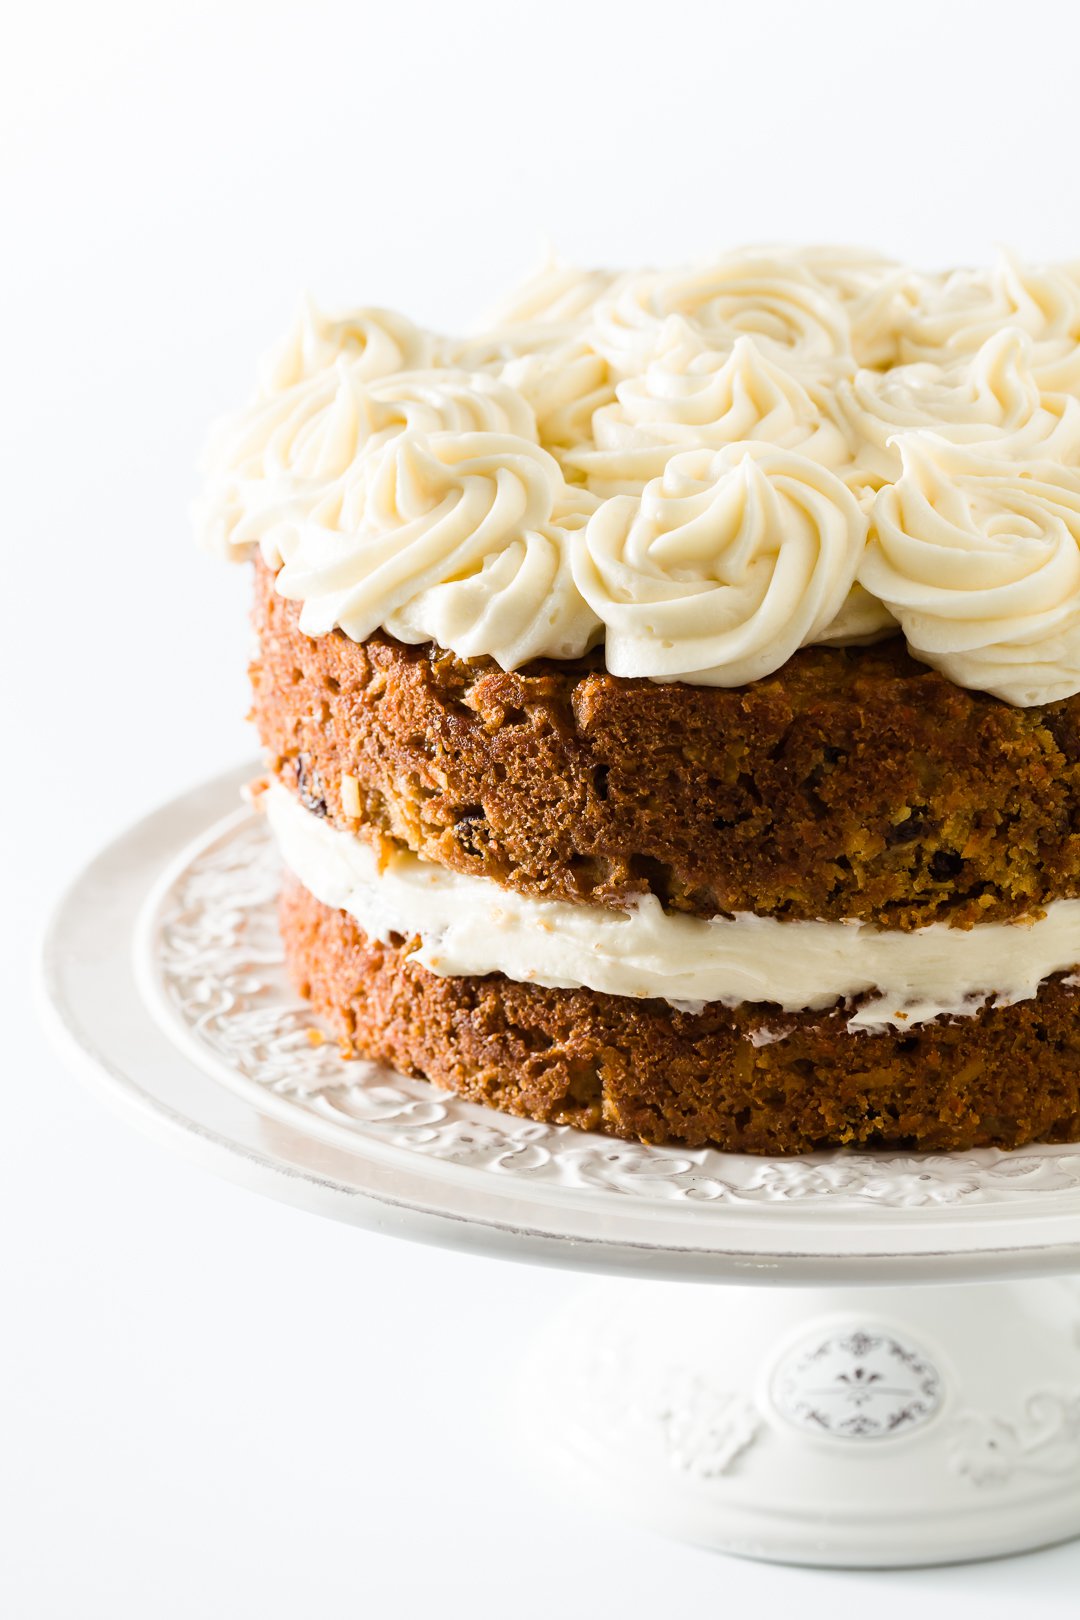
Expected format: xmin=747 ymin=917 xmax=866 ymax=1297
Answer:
xmin=252 ymin=563 xmax=1080 ymax=930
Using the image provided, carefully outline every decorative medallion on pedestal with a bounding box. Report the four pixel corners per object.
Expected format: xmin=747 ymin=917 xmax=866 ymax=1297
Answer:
xmin=771 ymin=1325 xmax=943 ymax=1439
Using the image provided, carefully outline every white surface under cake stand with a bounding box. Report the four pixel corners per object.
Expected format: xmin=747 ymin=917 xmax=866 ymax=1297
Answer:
xmin=38 ymin=764 xmax=1080 ymax=1569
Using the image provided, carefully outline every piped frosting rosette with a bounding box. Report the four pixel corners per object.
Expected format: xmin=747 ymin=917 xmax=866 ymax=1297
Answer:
xmin=899 ymin=253 xmax=1080 ymax=392
xmin=477 ymin=261 xmax=619 ymax=330
xmin=779 ymin=245 xmax=922 ymax=368
xmin=564 ymin=325 xmax=852 ymax=497
xmin=587 ymin=254 xmax=855 ymax=379
xmin=274 ymin=430 xmax=601 ymax=668
xmin=497 ymin=339 xmax=615 ymax=450
xmin=261 ymin=299 xmax=436 ymax=391
xmin=446 ymin=264 xmax=619 ymax=374
xmin=447 ymin=266 xmax=619 ymax=445
xmin=195 ymin=365 xmax=538 ymax=564
xmin=572 ymin=441 xmax=870 ymax=685
xmin=861 ymin=435 xmax=1080 ymax=705
xmin=835 ymin=327 xmax=1080 ymax=490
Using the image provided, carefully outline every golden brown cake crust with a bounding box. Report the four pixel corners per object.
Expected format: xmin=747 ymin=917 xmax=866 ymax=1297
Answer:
xmin=281 ymin=877 xmax=1080 ymax=1156
xmin=252 ymin=563 xmax=1080 ymax=929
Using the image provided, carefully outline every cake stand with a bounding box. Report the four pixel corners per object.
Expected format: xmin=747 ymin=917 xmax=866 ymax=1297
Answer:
xmin=39 ymin=764 xmax=1080 ymax=1569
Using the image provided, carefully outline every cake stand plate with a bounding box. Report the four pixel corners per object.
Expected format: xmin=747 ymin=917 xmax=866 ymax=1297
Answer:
xmin=38 ymin=763 xmax=1080 ymax=1568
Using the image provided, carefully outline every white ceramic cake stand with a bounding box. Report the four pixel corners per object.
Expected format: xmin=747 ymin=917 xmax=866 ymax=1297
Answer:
xmin=39 ymin=764 xmax=1080 ymax=1569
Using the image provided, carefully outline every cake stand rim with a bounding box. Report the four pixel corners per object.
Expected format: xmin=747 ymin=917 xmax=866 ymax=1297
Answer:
xmin=35 ymin=761 xmax=1080 ymax=1287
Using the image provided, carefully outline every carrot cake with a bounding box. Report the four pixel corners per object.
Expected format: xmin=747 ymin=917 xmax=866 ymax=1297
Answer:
xmin=195 ymin=248 xmax=1080 ymax=1154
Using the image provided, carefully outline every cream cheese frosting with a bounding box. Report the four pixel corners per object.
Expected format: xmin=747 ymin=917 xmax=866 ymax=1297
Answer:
xmin=563 ymin=328 xmax=851 ymax=498
xmin=834 ymin=328 xmax=1080 ymax=490
xmin=274 ymin=430 xmax=601 ymax=667
xmin=196 ymin=364 xmax=541 ymax=567
xmin=264 ymin=781 xmax=1080 ymax=1030
xmin=571 ymin=442 xmax=871 ymax=684
xmin=861 ymin=436 xmax=1080 ymax=705
xmin=588 ymin=256 xmax=856 ymax=380
xmin=198 ymin=247 xmax=1080 ymax=706
xmin=499 ymin=339 xmax=615 ymax=450
xmin=898 ymin=252 xmax=1080 ymax=391
xmin=262 ymin=300 xmax=436 ymax=391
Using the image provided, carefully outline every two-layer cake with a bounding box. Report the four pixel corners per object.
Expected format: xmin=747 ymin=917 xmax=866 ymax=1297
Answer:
xmin=196 ymin=248 xmax=1080 ymax=1153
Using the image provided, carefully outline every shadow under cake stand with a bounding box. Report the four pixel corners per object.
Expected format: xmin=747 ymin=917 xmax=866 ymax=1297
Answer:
xmin=39 ymin=763 xmax=1080 ymax=1569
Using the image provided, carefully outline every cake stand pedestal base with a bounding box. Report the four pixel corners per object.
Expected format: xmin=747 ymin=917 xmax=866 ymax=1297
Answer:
xmin=521 ymin=1276 xmax=1080 ymax=1567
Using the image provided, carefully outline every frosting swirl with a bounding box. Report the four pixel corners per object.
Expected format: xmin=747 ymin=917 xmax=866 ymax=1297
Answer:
xmin=573 ymin=442 xmax=868 ymax=685
xmin=835 ymin=328 xmax=1080 ymax=489
xmin=566 ymin=326 xmax=851 ymax=497
xmin=861 ymin=435 xmax=1080 ymax=705
xmin=196 ymin=365 xmax=537 ymax=565
xmin=899 ymin=253 xmax=1080 ymax=391
xmin=499 ymin=338 xmax=615 ymax=449
xmin=447 ymin=262 xmax=618 ymax=372
xmin=781 ymin=245 xmax=921 ymax=369
xmin=261 ymin=298 xmax=434 ymax=391
xmin=588 ymin=252 xmax=854 ymax=377
xmin=274 ymin=430 xmax=600 ymax=667
xmin=475 ymin=259 xmax=618 ymax=331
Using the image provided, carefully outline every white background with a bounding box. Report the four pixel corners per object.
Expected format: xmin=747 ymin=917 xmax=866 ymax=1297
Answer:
xmin=7 ymin=0 xmax=1080 ymax=1612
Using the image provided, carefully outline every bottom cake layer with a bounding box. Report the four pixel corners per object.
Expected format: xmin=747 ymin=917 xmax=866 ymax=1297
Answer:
xmin=280 ymin=876 xmax=1080 ymax=1155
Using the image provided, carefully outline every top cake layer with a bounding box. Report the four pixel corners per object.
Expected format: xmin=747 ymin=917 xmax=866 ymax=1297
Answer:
xmin=197 ymin=247 xmax=1080 ymax=708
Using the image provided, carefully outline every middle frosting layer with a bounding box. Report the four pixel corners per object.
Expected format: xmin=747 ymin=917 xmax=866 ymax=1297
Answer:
xmin=264 ymin=781 xmax=1080 ymax=1030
